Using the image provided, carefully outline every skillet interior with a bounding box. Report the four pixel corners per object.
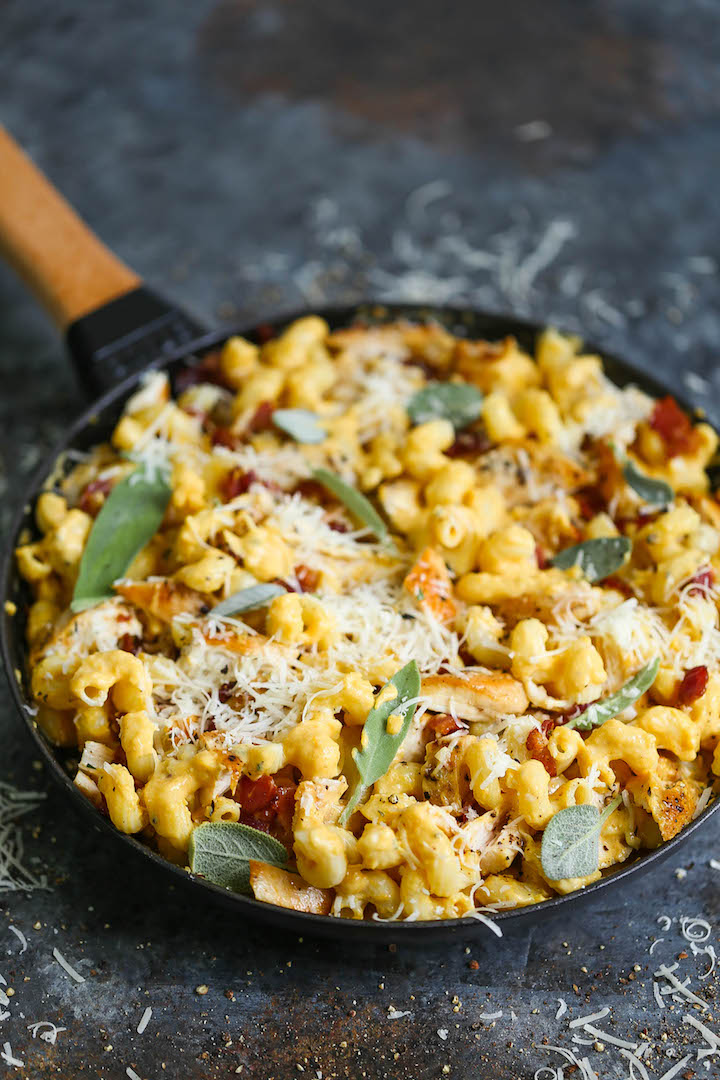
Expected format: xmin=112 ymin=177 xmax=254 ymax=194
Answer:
xmin=2 ymin=301 xmax=718 ymax=942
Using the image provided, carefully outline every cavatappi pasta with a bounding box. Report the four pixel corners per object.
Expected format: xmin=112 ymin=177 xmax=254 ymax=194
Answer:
xmin=15 ymin=317 xmax=720 ymax=920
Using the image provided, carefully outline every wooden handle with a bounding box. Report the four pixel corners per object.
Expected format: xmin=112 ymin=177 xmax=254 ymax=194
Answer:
xmin=0 ymin=127 xmax=141 ymax=329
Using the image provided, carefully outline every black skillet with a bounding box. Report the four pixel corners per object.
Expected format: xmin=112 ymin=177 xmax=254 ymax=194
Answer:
xmin=1 ymin=128 xmax=717 ymax=942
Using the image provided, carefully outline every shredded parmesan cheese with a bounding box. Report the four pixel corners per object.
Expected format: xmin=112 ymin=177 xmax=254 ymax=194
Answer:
xmin=0 ymin=1042 xmax=23 ymax=1067
xmin=52 ymin=947 xmax=85 ymax=984
xmin=568 ymin=1007 xmax=610 ymax=1029
xmin=618 ymin=1047 xmax=650 ymax=1080
xmin=654 ymin=963 xmax=708 ymax=1010
xmin=137 ymin=1006 xmax=152 ymax=1035
xmin=683 ymin=1012 xmax=720 ymax=1054
xmin=466 ymin=910 xmax=503 ymax=937
xmin=27 ymin=1021 xmax=65 ymax=1045
xmin=657 ymin=1057 xmax=694 ymax=1080
xmin=8 ymin=927 xmax=27 ymax=955
xmin=154 ymin=570 xmax=458 ymax=751
xmin=582 ymin=1025 xmax=638 ymax=1051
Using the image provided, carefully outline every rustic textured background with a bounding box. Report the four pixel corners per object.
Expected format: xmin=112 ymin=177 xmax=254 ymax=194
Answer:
xmin=1 ymin=2 xmax=720 ymax=1077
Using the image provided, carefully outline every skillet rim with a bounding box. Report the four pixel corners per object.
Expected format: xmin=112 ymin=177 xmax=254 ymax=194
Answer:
xmin=2 ymin=300 xmax=718 ymax=941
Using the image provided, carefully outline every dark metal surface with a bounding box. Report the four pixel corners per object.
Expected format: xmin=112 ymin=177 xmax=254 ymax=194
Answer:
xmin=1 ymin=1 xmax=720 ymax=1077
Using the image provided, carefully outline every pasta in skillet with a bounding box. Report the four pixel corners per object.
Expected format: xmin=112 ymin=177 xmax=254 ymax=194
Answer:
xmin=15 ymin=316 xmax=720 ymax=920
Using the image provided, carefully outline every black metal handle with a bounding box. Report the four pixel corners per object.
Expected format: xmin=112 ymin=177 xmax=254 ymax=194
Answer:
xmin=65 ymin=285 xmax=206 ymax=397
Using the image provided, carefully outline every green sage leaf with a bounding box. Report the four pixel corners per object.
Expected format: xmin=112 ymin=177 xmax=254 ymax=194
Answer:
xmin=407 ymin=381 xmax=484 ymax=430
xmin=188 ymin=822 xmax=288 ymax=894
xmin=71 ymin=463 xmax=171 ymax=612
xmin=551 ymin=537 xmax=631 ymax=583
xmin=209 ymin=583 xmax=286 ymax=618
xmin=565 ymin=657 xmax=659 ymax=731
xmin=340 ymin=660 xmax=421 ymax=826
xmin=312 ymin=468 xmax=388 ymax=543
xmin=272 ymin=408 xmax=326 ymax=444
xmin=623 ymin=460 xmax=673 ymax=506
xmin=540 ymin=794 xmax=622 ymax=881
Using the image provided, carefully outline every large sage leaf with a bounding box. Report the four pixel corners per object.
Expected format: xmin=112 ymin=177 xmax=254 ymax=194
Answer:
xmin=551 ymin=537 xmax=631 ymax=583
xmin=540 ymin=795 xmax=622 ymax=881
xmin=188 ymin=822 xmax=287 ymax=893
xmin=340 ymin=661 xmax=421 ymax=826
xmin=312 ymin=468 xmax=388 ymax=543
xmin=407 ymin=381 xmax=484 ymax=430
xmin=210 ymin=583 xmax=286 ymax=617
xmin=272 ymin=409 xmax=326 ymax=444
xmin=565 ymin=657 xmax=659 ymax=731
xmin=71 ymin=463 xmax=171 ymax=612
xmin=623 ymin=460 xmax=673 ymax=506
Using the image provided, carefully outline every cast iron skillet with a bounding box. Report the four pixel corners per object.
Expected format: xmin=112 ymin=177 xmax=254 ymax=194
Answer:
xmin=0 ymin=131 xmax=718 ymax=941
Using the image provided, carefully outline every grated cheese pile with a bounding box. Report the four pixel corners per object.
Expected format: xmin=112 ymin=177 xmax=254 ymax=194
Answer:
xmin=0 ymin=782 xmax=48 ymax=894
xmin=153 ymin=570 xmax=459 ymax=749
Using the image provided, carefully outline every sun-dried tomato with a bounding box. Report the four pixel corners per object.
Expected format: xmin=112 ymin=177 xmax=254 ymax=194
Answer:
xmin=649 ymin=395 xmax=700 ymax=458
xmin=237 ymin=812 xmax=272 ymax=834
xmin=574 ymin=485 xmax=606 ymax=521
xmin=686 ymin=568 xmax=714 ymax=597
xmin=676 ymin=665 xmax=709 ymax=706
xmin=211 ymin=426 xmax=240 ymax=450
xmin=213 ymin=407 xmax=274 ymax=447
xmin=328 ymin=519 xmax=349 ymax=533
xmin=246 ymin=401 xmax=275 ymax=434
xmin=118 ymin=633 xmax=141 ymax=655
xmin=526 ymin=729 xmax=557 ymax=776
xmin=535 ymin=545 xmax=549 ymax=570
xmin=237 ymin=778 xmax=296 ymax=845
xmin=254 ymin=323 xmax=276 ymax=344
xmin=558 ymin=701 xmax=592 ymax=726
xmin=294 ymin=479 xmax=332 ymax=502
xmin=295 ymin=565 xmax=320 ymax=592
xmin=221 ymin=468 xmax=256 ymax=501
xmin=175 ymin=350 xmax=228 ymax=393
xmin=217 ymin=684 xmax=248 ymax=711
xmin=78 ymin=476 xmax=114 ymax=515
xmin=604 ymin=576 xmax=635 ymax=598
xmin=446 ymin=428 xmax=492 ymax=459
xmin=272 ymin=577 xmax=298 ymax=593
xmin=426 ymin=714 xmax=466 ymax=738
xmin=270 ymin=781 xmax=297 ymax=833
xmin=540 ymin=716 xmax=558 ymax=738
xmin=403 ymin=358 xmax=438 ymax=381
xmin=236 ymin=774 xmax=277 ymax=814
xmin=218 ymin=682 xmax=235 ymax=704
xmin=576 ymin=440 xmax=622 ymax=513
xmin=615 ymin=506 xmax=662 ymax=531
